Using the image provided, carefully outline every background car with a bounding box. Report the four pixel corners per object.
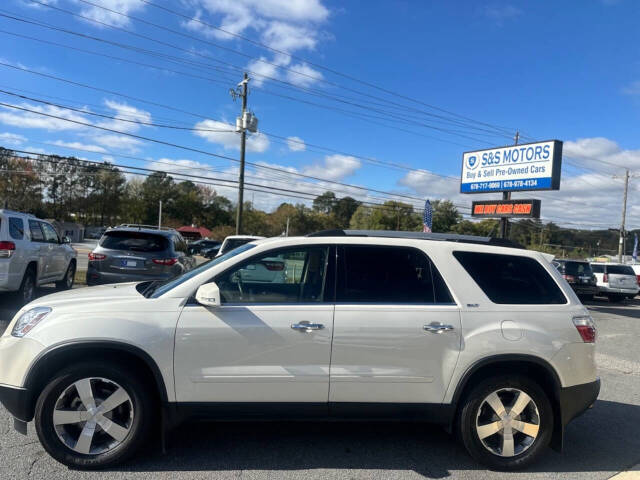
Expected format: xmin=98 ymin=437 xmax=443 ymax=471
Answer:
xmin=87 ymin=224 xmax=195 ymax=286
xmin=629 ymin=264 xmax=640 ymax=286
xmin=216 ymin=235 xmax=265 ymax=257
xmin=591 ymin=262 xmax=639 ymax=301
xmin=201 ymin=245 xmax=221 ymax=259
xmin=0 ymin=209 xmax=77 ymax=304
xmin=553 ymin=259 xmax=597 ymax=301
xmin=187 ymin=239 xmax=221 ymax=256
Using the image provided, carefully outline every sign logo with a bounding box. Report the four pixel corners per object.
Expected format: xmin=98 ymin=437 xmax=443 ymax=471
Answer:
xmin=466 ymin=155 xmax=479 ymax=170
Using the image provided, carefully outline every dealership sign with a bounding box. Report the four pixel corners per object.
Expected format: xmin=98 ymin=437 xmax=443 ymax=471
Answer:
xmin=471 ymin=199 xmax=541 ymax=219
xmin=461 ymin=140 xmax=562 ymax=193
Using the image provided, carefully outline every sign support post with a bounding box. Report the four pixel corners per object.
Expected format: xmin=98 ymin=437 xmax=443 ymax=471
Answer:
xmin=500 ymin=131 xmax=519 ymax=239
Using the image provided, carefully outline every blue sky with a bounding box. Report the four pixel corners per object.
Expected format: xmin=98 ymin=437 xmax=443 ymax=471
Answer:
xmin=1 ymin=0 xmax=639 ymax=228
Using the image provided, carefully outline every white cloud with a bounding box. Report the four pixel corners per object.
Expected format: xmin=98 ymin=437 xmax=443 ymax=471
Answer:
xmin=193 ymin=119 xmax=270 ymax=153
xmin=286 ymin=136 xmax=306 ymax=152
xmin=51 ymin=140 xmax=107 ymax=153
xmin=92 ymin=134 xmax=144 ymax=152
xmin=96 ymin=100 xmax=152 ymax=133
xmin=622 ymin=80 xmax=640 ymax=96
xmin=75 ymin=0 xmax=147 ymax=28
xmin=0 ymin=132 xmax=27 ymax=146
xmin=303 ymin=154 xmax=361 ymax=181
xmin=483 ymin=5 xmax=522 ymax=24
xmin=564 ymin=137 xmax=640 ymax=172
xmin=183 ymin=0 xmax=330 ymax=87
xmin=286 ymin=62 xmax=324 ymax=88
xmin=0 ymin=103 xmax=88 ymax=131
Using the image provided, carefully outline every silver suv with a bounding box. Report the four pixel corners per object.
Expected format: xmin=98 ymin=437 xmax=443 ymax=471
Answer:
xmin=87 ymin=225 xmax=195 ymax=286
xmin=0 ymin=230 xmax=599 ymax=470
xmin=0 ymin=209 xmax=77 ymax=304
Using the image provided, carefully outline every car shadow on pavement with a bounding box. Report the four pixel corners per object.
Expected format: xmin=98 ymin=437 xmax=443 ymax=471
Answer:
xmin=587 ymin=305 xmax=640 ymax=319
xmin=106 ymin=399 xmax=640 ymax=478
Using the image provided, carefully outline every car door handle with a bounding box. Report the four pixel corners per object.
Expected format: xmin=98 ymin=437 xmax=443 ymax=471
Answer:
xmin=291 ymin=322 xmax=324 ymax=332
xmin=423 ymin=323 xmax=455 ymax=334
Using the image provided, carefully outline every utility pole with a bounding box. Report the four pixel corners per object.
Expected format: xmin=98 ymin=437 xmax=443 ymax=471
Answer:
xmin=500 ymin=131 xmax=519 ymax=239
xmin=158 ymin=200 xmax=162 ymax=229
xmin=618 ymin=169 xmax=630 ymax=262
xmin=232 ymin=73 xmax=249 ymax=235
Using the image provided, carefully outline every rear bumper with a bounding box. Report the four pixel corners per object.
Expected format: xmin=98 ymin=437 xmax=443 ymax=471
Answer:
xmin=570 ymin=284 xmax=598 ymax=296
xmin=559 ymin=378 xmax=600 ymax=426
xmin=597 ymin=286 xmax=639 ymax=295
xmin=86 ymin=267 xmax=173 ymax=286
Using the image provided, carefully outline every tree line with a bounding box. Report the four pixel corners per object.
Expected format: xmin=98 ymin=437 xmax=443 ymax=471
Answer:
xmin=0 ymin=148 xmax=628 ymax=258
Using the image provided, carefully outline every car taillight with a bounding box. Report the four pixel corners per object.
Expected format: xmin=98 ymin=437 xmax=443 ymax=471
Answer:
xmin=603 ymin=273 xmax=608 ymax=283
xmin=562 ymin=274 xmax=576 ymax=283
xmin=573 ymin=315 xmax=596 ymax=343
xmin=263 ymin=261 xmax=284 ymax=271
xmin=152 ymin=258 xmax=178 ymax=266
xmin=636 ymin=275 xmax=640 ymax=285
xmin=0 ymin=241 xmax=16 ymax=258
xmin=88 ymin=252 xmax=106 ymax=261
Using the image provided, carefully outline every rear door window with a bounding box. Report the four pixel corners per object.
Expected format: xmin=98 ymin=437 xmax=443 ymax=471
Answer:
xmin=100 ymin=231 xmax=168 ymax=252
xmin=9 ymin=217 xmax=24 ymax=240
xmin=607 ymin=265 xmax=635 ymax=275
xmin=336 ymin=245 xmax=454 ymax=304
xmin=28 ymin=220 xmax=45 ymax=242
xmin=453 ymin=251 xmax=566 ymax=305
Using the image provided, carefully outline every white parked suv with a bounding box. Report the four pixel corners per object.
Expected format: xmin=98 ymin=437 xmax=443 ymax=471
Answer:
xmin=0 ymin=209 xmax=77 ymax=304
xmin=0 ymin=230 xmax=599 ymax=470
xmin=590 ymin=262 xmax=639 ymax=301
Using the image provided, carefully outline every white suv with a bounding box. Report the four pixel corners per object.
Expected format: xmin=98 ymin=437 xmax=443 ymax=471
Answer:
xmin=0 ymin=230 xmax=599 ymax=470
xmin=0 ymin=209 xmax=77 ymax=304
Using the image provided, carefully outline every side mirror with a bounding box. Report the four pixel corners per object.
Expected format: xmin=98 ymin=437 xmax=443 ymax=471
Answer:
xmin=62 ymin=236 xmax=71 ymax=244
xmin=195 ymin=282 xmax=221 ymax=307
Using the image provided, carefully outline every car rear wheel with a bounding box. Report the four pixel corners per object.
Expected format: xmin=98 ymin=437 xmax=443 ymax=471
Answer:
xmin=457 ymin=375 xmax=553 ymax=470
xmin=56 ymin=262 xmax=75 ymax=290
xmin=35 ymin=362 xmax=154 ymax=469
xmin=15 ymin=267 xmax=36 ymax=305
xmin=608 ymin=294 xmax=624 ymax=303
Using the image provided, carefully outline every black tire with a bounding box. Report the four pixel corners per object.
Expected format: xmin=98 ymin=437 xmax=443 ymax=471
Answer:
xmin=34 ymin=361 xmax=154 ymax=469
xmin=15 ymin=266 xmax=36 ymax=305
xmin=457 ymin=375 xmax=553 ymax=471
xmin=608 ymin=294 xmax=623 ymax=303
xmin=56 ymin=261 xmax=76 ymax=290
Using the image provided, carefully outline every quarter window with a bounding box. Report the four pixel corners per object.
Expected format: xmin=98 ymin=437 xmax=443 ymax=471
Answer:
xmin=9 ymin=217 xmax=24 ymax=240
xmin=336 ymin=245 xmax=453 ymax=304
xmin=216 ymin=247 xmax=329 ymax=304
xmin=28 ymin=220 xmax=45 ymax=242
xmin=453 ymin=251 xmax=566 ymax=305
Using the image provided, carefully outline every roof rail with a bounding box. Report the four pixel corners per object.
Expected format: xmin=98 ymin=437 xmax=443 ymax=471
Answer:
xmin=115 ymin=224 xmax=175 ymax=231
xmin=0 ymin=208 xmax=36 ymax=217
xmin=307 ymin=229 xmax=524 ymax=249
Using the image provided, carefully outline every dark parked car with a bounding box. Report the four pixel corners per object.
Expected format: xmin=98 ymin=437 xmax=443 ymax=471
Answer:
xmin=553 ymin=259 xmax=597 ymax=300
xmin=202 ymin=245 xmax=221 ymax=259
xmin=87 ymin=225 xmax=196 ymax=286
xmin=188 ymin=239 xmax=221 ymax=256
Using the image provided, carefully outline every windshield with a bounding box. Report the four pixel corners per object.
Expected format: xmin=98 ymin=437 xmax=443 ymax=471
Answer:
xmin=221 ymin=238 xmax=254 ymax=254
xmin=100 ymin=231 xmax=168 ymax=252
xmin=563 ymin=262 xmax=593 ymax=276
xmin=148 ymin=243 xmax=256 ymax=298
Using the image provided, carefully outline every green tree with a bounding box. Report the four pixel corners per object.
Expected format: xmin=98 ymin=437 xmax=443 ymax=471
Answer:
xmin=431 ymin=200 xmax=462 ymax=233
xmin=312 ymin=191 xmax=337 ymax=214
xmin=333 ymin=196 xmax=360 ymax=228
xmin=0 ymin=149 xmax=43 ymax=213
xmin=141 ymin=172 xmax=175 ymax=225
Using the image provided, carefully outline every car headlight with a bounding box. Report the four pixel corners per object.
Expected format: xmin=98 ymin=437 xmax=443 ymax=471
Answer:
xmin=11 ymin=307 xmax=52 ymax=338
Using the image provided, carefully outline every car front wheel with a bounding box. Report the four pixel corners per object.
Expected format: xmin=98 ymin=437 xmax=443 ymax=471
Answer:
xmin=56 ymin=262 xmax=75 ymax=290
xmin=35 ymin=362 xmax=154 ymax=469
xmin=457 ymin=375 xmax=553 ymax=470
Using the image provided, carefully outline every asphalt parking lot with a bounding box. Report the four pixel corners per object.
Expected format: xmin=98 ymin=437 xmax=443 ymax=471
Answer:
xmin=0 ymin=292 xmax=638 ymax=479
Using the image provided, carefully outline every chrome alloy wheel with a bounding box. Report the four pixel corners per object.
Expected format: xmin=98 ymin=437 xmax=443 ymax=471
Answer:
xmin=475 ymin=388 xmax=540 ymax=457
xmin=53 ymin=377 xmax=134 ymax=455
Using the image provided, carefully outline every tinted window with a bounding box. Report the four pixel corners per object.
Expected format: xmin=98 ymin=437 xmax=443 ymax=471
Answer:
xmin=100 ymin=231 xmax=168 ymax=252
xmin=221 ymin=238 xmax=254 ymax=254
xmin=591 ymin=264 xmax=604 ymax=273
xmin=607 ymin=265 xmax=635 ymax=275
xmin=172 ymin=235 xmax=187 ymax=253
xmin=454 ymin=251 xmax=566 ymax=305
xmin=29 ymin=220 xmax=45 ymax=242
xmin=216 ymin=247 xmax=329 ymax=304
xmin=563 ymin=262 xmax=593 ymax=276
xmin=40 ymin=222 xmax=60 ymax=243
xmin=9 ymin=217 xmax=24 ymax=240
xmin=336 ymin=245 xmax=453 ymax=304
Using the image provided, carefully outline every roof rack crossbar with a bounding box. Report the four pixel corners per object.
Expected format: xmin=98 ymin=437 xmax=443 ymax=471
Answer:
xmin=115 ymin=224 xmax=175 ymax=231
xmin=307 ymin=229 xmax=524 ymax=249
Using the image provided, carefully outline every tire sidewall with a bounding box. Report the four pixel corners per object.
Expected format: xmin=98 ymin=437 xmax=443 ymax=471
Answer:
xmin=35 ymin=362 xmax=153 ymax=469
xmin=19 ymin=269 xmax=36 ymax=305
xmin=458 ymin=375 xmax=553 ymax=471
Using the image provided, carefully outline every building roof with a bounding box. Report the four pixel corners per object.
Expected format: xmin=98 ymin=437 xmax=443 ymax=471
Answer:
xmin=177 ymin=226 xmax=212 ymax=238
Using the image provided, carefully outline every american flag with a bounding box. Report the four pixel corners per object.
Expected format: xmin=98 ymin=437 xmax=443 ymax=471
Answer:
xmin=423 ymin=199 xmax=433 ymax=233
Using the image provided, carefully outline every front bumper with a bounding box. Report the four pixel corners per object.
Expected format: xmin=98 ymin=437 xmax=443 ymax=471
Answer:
xmin=0 ymin=383 xmax=31 ymax=422
xmin=559 ymin=378 xmax=600 ymax=426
